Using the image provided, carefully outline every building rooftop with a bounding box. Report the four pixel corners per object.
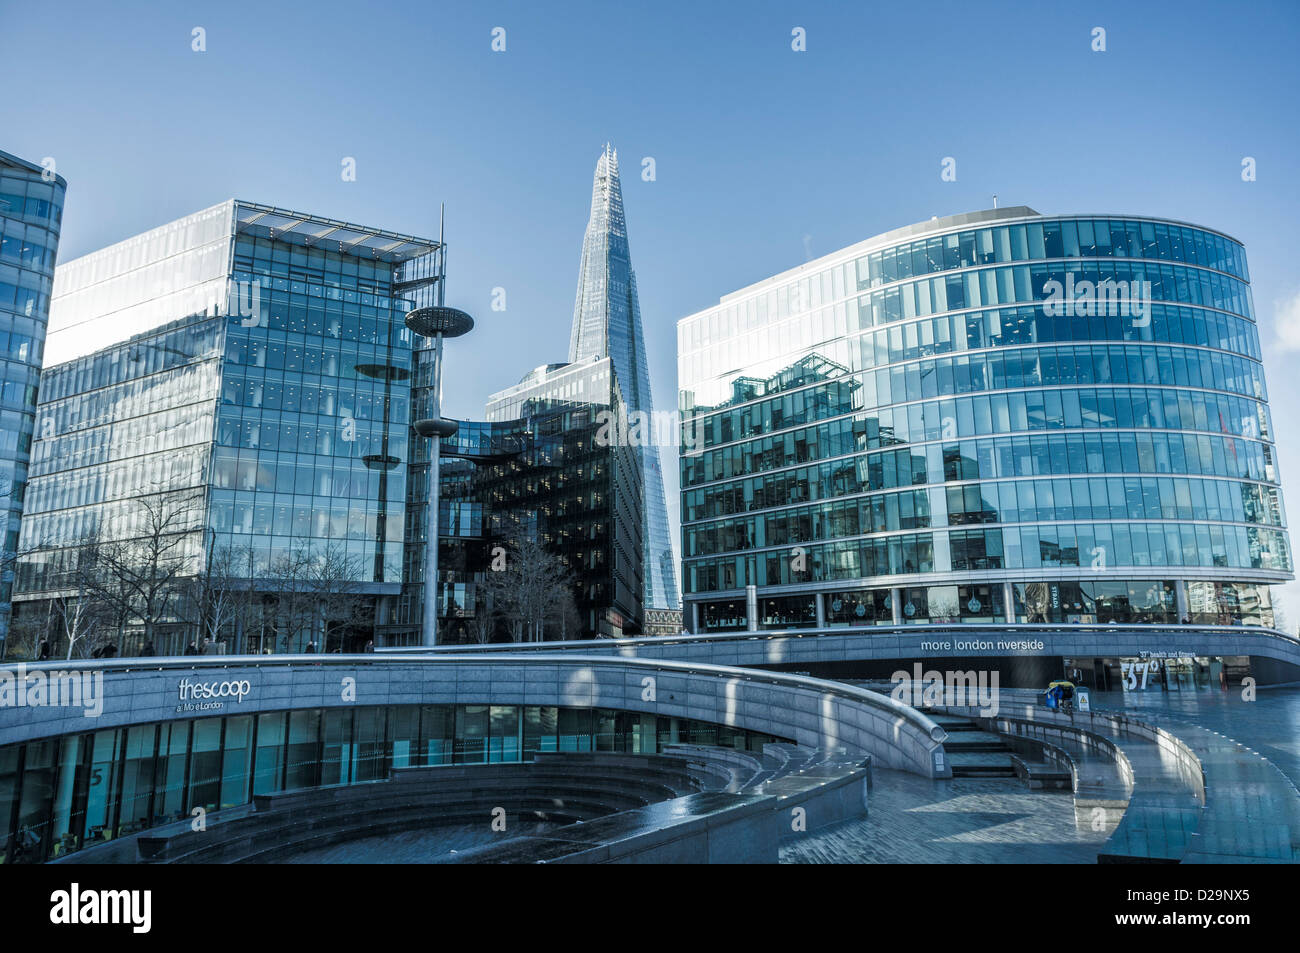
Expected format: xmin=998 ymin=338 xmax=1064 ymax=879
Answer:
xmin=702 ymin=205 xmax=1244 ymax=312
xmin=717 ymin=206 xmax=1040 ymax=305
xmin=0 ymin=147 xmax=67 ymax=187
xmin=233 ymin=201 xmax=441 ymax=263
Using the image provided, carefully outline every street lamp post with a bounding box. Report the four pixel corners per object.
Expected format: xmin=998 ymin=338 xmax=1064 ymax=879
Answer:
xmin=406 ymin=305 xmax=474 ymax=647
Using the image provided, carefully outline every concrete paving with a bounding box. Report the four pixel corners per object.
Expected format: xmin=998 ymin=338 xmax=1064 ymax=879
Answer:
xmin=780 ymin=769 xmax=1109 ymax=863
xmin=1087 ymin=687 xmax=1300 ymax=862
xmin=1088 ymin=687 xmax=1300 ymax=792
xmin=784 ymin=685 xmax=1300 ymax=864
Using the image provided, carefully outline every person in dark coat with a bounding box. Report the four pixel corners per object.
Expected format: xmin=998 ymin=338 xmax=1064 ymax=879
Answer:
xmin=139 ymin=641 xmax=155 ymax=657
xmin=35 ymin=640 xmax=50 ymax=661
xmin=184 ymin=642 xmax=199 ymax=656
xmin=304 ymin=641 xmax=316 ymax=654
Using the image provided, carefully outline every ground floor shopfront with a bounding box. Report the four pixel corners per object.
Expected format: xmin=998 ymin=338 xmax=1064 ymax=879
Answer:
xmin=782 ymin=652 xmax=1258 ymax=696
xmin=692 ymin=579 xmax=1276 ymax=632
xmin=1062 ymin=653 xmax=1251 ymax=693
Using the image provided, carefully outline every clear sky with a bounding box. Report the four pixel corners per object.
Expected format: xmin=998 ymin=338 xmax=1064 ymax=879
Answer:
xmin=4 ymin=0 xmax=1299 ymax=617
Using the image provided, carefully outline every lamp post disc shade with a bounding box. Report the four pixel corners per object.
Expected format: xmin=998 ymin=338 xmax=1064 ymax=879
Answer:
xmin=362 ymin=454 xmax=401 ymax=470
xmin=354 ymin=363 xmax=411 ymax=382
xmin=405 ymin=306 xmax=474 ymax=338
xmin=414 ymin=418 xmax=459 ymax=439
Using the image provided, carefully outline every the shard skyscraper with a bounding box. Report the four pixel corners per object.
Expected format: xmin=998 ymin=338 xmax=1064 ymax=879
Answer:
xmin=569 ymin=145 xmax=680 ymax=612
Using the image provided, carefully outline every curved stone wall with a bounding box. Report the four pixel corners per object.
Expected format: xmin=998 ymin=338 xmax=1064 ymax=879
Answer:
xmin=404 ymin=624 xmax=1300 ymax=681
xmin=0 ymin=654 xmax=949 ymax=778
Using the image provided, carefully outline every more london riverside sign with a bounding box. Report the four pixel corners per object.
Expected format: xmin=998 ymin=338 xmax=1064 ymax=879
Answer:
xmin=918 ymin=638 xmax=1045 ymax=654
xmin=176 ymin=676 xmax=252 ymax=714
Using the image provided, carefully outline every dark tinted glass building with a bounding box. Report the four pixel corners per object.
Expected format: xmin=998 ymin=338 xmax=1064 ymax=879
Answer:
xmin=678 ymin=207 xmax=1290 ymax=633
xmin=0 ymin=150 xmax=65 ymax=654
xmin=384 ymin=356 xmax=643 ymax=644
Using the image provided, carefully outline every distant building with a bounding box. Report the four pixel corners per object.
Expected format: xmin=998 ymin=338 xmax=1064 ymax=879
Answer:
xmin=568 ymin=146 xmax=679 ymax=611
xmin=384 ymin=356 xmax=644 ymax=645
xmin=643 ymin=607 xmax=683 ymax=638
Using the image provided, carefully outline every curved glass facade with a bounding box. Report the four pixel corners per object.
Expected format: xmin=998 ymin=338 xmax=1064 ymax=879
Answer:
xmin=0 ymin=152 xmax=65 ymax=651
xmin=678 ymin=208 xmax=1290 ymax=629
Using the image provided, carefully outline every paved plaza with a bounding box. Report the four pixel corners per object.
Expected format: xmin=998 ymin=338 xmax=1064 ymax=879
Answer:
xmin=779 ymin=684 xmax=1300 ymax=864
xmin=1089 ymin=687 xmax=1300 ymax=792
xmin=781 ymin=770 xmax=1109 ymax=864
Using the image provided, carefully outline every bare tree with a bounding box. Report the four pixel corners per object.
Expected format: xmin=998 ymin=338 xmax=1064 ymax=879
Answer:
xmin=0 ymin=490 xmax=52 ymax=658
xmin=555 ymin=589 xmax=584 ymax=641
xmin=103 ymin=491 xmax=202 ymax=653
xmin=266 ymin=545 xmax=316 ymax=652
xmin=480 ymin=536 xmax=579 ymax=642
xmin=182 ymin=537 xmax=256 ymax=654
xmin=51 ymin=544 xmax=111 ymax=659
xmin=480 ymin=566 xmax=524 ymax=642
xmin=227 ymin=546 xmax=267 ymax=654
xmin=87 ymin=537 xmax=140 ymax=652
xmin=466 ymin=587 xmax=499 ymax=644
xmin=5 ymin=602 xmax=50 ymax=660
xmin=54 ymin=588 xmax=106 ymax=660
xmin=310 ymin=543 xmax=370 ymax=652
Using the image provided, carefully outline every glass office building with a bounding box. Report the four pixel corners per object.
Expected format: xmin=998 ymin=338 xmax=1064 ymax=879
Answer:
xmin=13 ymin=201 xmax=441 ymax=654
xmin=384 ymin=356 xmax=644 ymax=644
xmin=569 ymin=146 xmax=679 ymax=611
xmin=678 ymin=207 xmax=1291 ymax=632
xmin=0 ymin=151 xmax=65 ymax=655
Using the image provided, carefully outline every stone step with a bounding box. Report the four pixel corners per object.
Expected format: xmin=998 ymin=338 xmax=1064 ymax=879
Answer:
xmin=948 ymin=751 xmax=1018 ymax=778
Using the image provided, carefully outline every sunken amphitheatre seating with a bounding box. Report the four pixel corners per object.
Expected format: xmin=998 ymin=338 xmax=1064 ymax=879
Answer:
xmin=59 ymin=746 xmax=870 ymax=865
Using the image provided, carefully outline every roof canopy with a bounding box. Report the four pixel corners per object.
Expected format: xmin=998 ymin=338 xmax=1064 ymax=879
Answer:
xmin=234 ymin=201 xmax=440 ymax=263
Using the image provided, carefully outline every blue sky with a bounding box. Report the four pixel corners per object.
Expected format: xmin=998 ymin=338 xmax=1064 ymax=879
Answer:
xmin=4 ymin=0 xmax=1299 ymax=616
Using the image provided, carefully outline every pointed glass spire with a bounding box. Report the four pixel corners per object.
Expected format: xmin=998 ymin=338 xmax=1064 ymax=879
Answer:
xmin=570 ymin=145 xmax=680 ymax=612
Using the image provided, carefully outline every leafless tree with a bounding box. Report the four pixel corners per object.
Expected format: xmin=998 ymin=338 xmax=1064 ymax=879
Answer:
xmin=0 ymin=523 xmax=47 ymax=659
xmin=466 ymin=587 xmax=499 ymax=644
xmin=260 ymin=542 xmax=370 ymax=652
xmin=310 ymin=543 xmax=370 ymax=652
xmin=181 ymin=537 xmax=256 ymax=654
xmin=226 ymin=546 xmax=267 ymax=654
xmin=266 ymin=545 xmax=317 ymax=652
xmin=5 ymin=602 xmax=50 ymax=660
xmin=102 ymin=491 xmax=203 ymax=652
xmin=555 ymin=590 xmax=584 ymax=641
xmin=51 ymin=544 xmax=111 ymax=660
xmin=55 ymin=590 xmax=107 ymax=660
xmin=480 ymin=536 xmax=579 ymax=642
xmin=87 ymin=537 xmax=139 ymax=652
